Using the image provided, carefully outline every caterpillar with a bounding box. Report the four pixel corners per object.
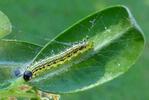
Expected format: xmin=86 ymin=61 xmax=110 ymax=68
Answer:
xmin=23 ymin=40 xmax=93 ymax=81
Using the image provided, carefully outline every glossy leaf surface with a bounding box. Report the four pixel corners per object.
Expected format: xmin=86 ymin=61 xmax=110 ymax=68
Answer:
xmin=28 ymin=6 xmax=144 ymax=93
xmin=0 ymin=11 xmax=11 ymax=38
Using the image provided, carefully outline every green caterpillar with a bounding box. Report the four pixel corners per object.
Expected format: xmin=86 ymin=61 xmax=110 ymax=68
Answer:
xmin=23 ymin=40 xmax=93 ymax=81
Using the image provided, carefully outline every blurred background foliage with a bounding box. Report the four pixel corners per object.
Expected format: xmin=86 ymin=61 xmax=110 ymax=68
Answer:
xmin=0 ymin=0 xmax=148 ymax=100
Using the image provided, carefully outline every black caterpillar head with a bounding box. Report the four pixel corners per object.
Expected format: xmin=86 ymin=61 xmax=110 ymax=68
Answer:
xmin=23 ymin=70 xmax=33 ymax=81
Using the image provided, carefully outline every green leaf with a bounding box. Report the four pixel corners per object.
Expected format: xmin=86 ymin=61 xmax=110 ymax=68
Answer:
xmin=0 ymin=40 xmax=41 ymax=89
xmin=1 ymin=0 xmax=100 ymax=46
xmin=27 ymin=6 xmax=144 ymax=93
xmin=0 ymin=11 xmax=12 ymax=38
